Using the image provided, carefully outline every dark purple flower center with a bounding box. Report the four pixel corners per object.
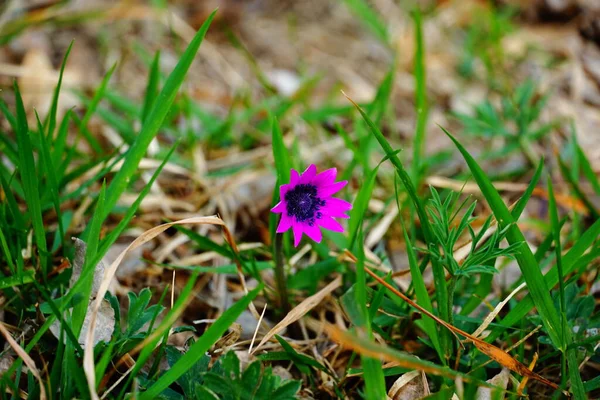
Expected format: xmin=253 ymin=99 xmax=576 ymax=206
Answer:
xmin=285 ymin=184 xmax=325 ymax=225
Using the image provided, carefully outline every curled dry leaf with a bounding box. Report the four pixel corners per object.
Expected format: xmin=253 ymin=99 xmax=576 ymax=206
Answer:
xmin=388 ymin=370 xmax=430 ymax=400
xmin=50 ymin=238 xmax=115 ymax=346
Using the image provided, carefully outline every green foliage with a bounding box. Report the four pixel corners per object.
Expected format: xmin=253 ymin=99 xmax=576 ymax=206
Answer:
xmin=454 ymin=80 xmax=556 ymax=164
xmin=424 ymin=187 xmax=519 ymax=278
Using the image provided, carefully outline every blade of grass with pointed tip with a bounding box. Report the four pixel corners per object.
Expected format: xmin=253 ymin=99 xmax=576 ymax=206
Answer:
xmin=35 ymin=111 xmax=66 ymax=250
xmin=45 ymin=41 xmax=73 ymax=140
xmin=81 ymin=63 xmax=117 ymax=129
xmin=342 ymin=0 xmax=388 ymax=43
xmin=13 ymin=81 xmax=48 ymax=273
xmin=139 ymin=284 xmax=263 ymax=399
xmin=349 ymin=97 xmax=451 ymax=356
xmin=411 ymin=8 xmax=428 ymax=187
xmin=98 ymin=10 xmax=216 ymax=225
xmin=142 ymin=52 xmax=161 ymax=124
xmin=441 ymin=125 xmax=562 ymax=348
xmin=51 ymin=110 xmax=73 ymax=178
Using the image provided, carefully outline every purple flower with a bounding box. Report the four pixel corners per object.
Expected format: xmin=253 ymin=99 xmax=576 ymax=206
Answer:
xmin=271 ymin=164 xmax=352 ymax=247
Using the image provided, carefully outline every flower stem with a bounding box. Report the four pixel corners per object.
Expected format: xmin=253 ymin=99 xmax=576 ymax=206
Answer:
xmin=274 ymin=233 xmax=290 ymax=314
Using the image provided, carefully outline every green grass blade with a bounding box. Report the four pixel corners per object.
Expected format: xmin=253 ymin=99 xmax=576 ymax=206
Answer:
xmin=0 ymin=269 xmax=34 ymax=289
xmin=411 ymin=9 xmax=428 ymax=186
xmin=35 ymin=112 xmax=65 ymax=250
xmin=0 ymin=97 xmax=17 ymax=133
xmin=441 ymin=125 xmax=562 ymax=347
xmin=13 ymin=81 xmax=48 ymax=272
xmin=271 ymin=115 xmax=292 ymax=185
xmin=142 ymin=51 xmax=161 ymax=123
xmin=512 ymin=159 xmax=543 ymax=219
xmin=348 ymin=164 xmax=379 ymax=249
xmin=81 ymin=63 xmax=117 ymax=128
xmin=99 ymin=10 xmax=216 ymax=223
xmin=342 ymin=0 xmax=388 ymax=43
xmin=139 ymin=284 xmax=263 ymax=399
xmin=51 ymin=110 xmax=73 ymax=177
xmin=45 ymin=41 xmax=73 ymax=139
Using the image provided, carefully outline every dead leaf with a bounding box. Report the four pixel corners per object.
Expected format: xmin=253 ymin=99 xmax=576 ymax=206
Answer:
xmin=49 ymin=238 xmax=115 ymax=346
xmin=388 ymin=370 xmax=430 ymax=400
xmin=71 ymin=237 xmax=106 ymax=298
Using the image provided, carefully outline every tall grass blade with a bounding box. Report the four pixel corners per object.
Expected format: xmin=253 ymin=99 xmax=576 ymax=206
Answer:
xmin=411 ymin=9 xmax=428 ymax=186
xmin=100 ymin=10 xmax=216 ymax=223
xmin=13 ymin=81 xmax=48 ymax=273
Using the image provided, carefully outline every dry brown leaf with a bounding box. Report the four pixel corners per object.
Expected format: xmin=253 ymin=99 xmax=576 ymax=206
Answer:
xmin=251 ymin=275 xmax=342 ymax=354
xmin=0 ymin=322 xmax=47 ymax=400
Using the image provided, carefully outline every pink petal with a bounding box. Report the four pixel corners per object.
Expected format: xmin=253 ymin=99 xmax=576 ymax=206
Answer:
xmin=298 ymin=164 xmax=317 ymax=184
xmin=304 ymin=224 xmax=322 ymax=243
xmin=279 ymin=183 xmax=291 ymax=199
xmin=271 ymin=201 xmax=286 ymax=213
xmin=318 ymin=180 xmax=348 ymax=197
xmin=276 ymin=214 xmax=293 ymax=233
xmin=292 ymin=223 xmax=304 ymax=247
xmin=327 ymin=197 xmax=352 ymax=211
xmin=320 ymin=207 xmax=350 ymax=219
xmin=313 ymin=168 xmax=337 ymax=186
xmin=290 ymin=169 xmax=300 ymax=185
xmin=318 ymin=217 xmax=345 ymax=233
